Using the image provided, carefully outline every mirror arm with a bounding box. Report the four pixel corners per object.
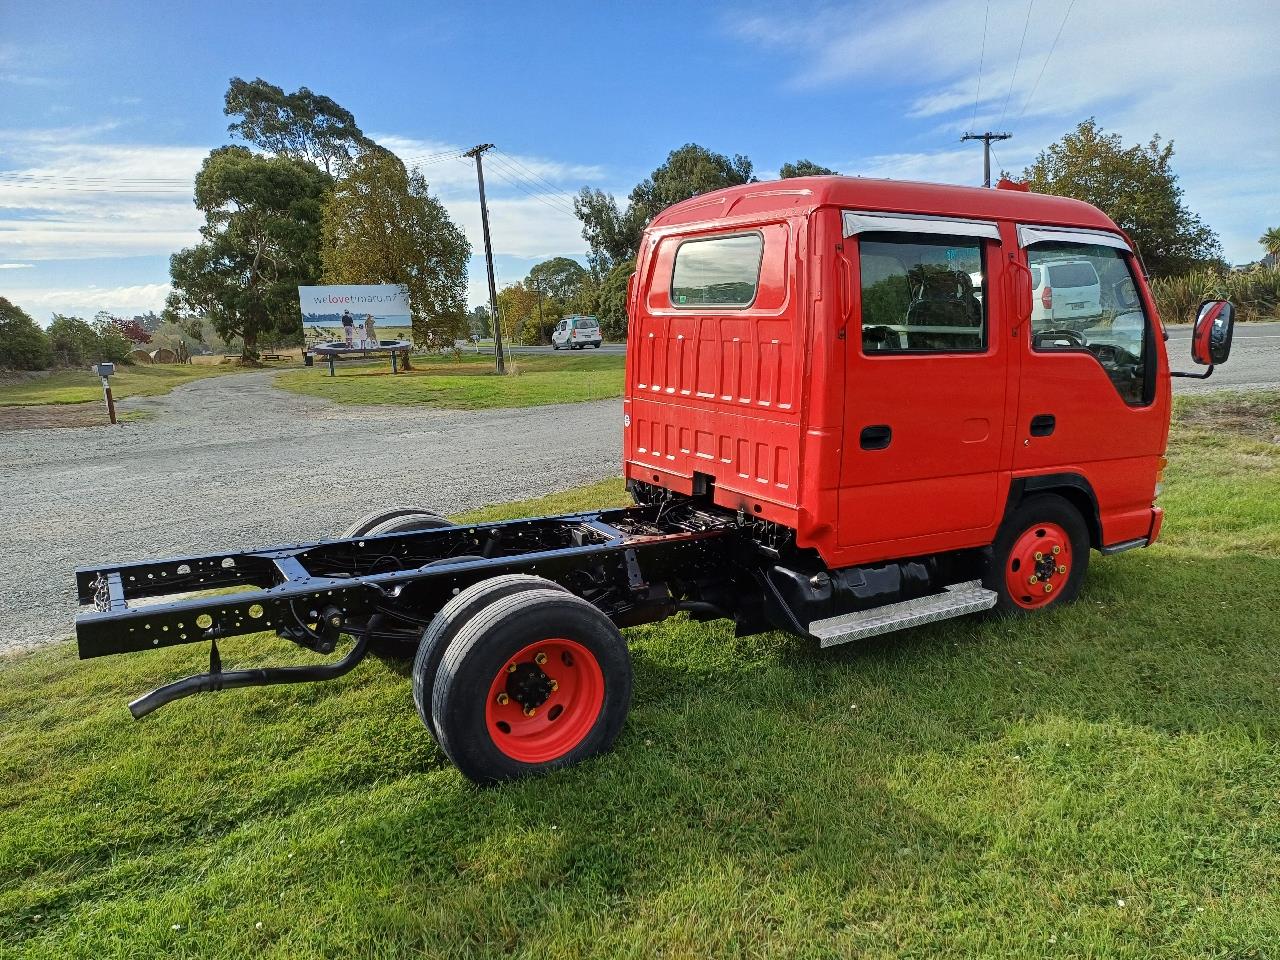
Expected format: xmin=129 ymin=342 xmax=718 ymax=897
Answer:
xmin=1171 ymin=365 xmax=1215 ymax=380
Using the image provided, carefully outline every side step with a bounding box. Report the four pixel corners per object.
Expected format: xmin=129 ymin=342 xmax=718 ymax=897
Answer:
xmin=808 ymin=580 xmax=997 ymax=648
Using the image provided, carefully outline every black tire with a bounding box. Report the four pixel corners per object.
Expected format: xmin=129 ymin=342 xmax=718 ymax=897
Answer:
xmin=985 ymin=494 xmax=1090 ymax=613
xmin=432 ymin=589 xmax=632 ymax=785
xmin=338 ymin=507 xmax=451 ymax=539
xmin=411 ymin=574 xmax=568 ymax=742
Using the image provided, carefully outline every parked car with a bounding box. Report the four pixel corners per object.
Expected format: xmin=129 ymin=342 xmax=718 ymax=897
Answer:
xmin=1030 ymin=258 xmax=1103 ymax=330
xmin=552 ymin=315 xmax=603 ymax=350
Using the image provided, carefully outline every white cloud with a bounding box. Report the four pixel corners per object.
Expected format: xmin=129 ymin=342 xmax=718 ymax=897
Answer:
xmin=0 ymin=262 xmax=33 ymax=269
xmin=735 ymin=0 xmax=1280 ymax=262
xmin=8 ymin=282 xmax=171 ymax=318
xmin=0 ymin=138 xmax=204 ymax=261
xmin=0 ymin=130 xmax=598 ymax=313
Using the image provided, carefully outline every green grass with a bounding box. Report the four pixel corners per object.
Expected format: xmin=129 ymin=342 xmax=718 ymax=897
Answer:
xmin=0 ymin=364 xmax=247 ymax=407
xmin=274 ymin=352 xmax=625 ymax=409
xmin=3 ymin=393 xmax=1279 ymax=958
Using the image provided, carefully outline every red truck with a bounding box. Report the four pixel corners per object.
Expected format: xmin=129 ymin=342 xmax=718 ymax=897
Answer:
xmin=74 ymin=176 xmax=1236 ymax=784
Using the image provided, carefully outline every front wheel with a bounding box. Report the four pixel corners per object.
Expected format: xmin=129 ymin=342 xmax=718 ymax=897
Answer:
xmin=432 ymin=589 xmax=632 ymax=784
xmin=986 ymin=494 xmax=1090 ymax=613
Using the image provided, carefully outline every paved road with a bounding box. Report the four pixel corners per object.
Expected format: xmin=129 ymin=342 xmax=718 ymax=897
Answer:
xmin=1165 ymin=322 xmax=1280 ymax=393
xmin=467 ymin=342 xmax=627 ymax=357
xmin=0 ymin=373 xmax=622 ymax=655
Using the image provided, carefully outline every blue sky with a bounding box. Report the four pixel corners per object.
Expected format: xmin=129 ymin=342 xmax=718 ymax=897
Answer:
xmin=1 ymin=0 xmax=1276 ymax=321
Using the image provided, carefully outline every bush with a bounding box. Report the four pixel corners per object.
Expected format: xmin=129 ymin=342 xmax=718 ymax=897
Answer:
xmin=47 ymin=315 xmax=102 ymax=367
xmin=1150 ymin=267 xmax=1280 ymax=323
xmin=0 ymin=297 xmax=53 ymax=370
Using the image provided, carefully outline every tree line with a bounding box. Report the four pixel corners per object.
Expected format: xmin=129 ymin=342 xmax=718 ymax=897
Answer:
xmin=3 ymin=110 xmax=1268 ymax=370
xmin=503 ymin=119 xmax=1241 ymax=343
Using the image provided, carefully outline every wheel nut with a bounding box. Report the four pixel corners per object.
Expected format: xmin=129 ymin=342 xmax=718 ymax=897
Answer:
xmin=507 ymin=663 xmax=517 ymax=673
xmin=1052 ymin=545 xmax=1061 ymax=555
xmin=1057 ymin=564 xmax=1067 ymax=574
xmin=534 ymin=652 xmax=548 ymax=665
xmin=549 ymin=679 xmax=559 ymax=692
xmin=1028 ymin=575 xmax=1038 ymax=585
xmin=1044 ymin=583 xmax=1054 ymax=593
xmin=523 ymin=705 xmax=537 ymax=717
xmin=496 ymin=692 xmax=509 ymax=706
xmin=1034 ymin=551 xmax=1043 ymax=561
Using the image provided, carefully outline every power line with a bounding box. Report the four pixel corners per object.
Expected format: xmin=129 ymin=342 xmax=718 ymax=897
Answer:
xmin=485 ymin=153 xmax=576 ymax=209
xmin=493 ymin=149 xmax=571 ymax=197
xmin=998 ymin=0 xmax=1036 ymax=128
xmin=1016 ymin=0 xmax=1076 ymax=124
xmin=969 ymin=0 xmax=991 ymax=130
xmin=484 ymin=155 xmax=580 ymax=219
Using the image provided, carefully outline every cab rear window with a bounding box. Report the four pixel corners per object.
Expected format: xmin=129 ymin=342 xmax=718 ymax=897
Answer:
xmin=671 ymin=233 xmax=762 ymax=308
xmin=1047 ymin=263 xmax=1098 ymax=287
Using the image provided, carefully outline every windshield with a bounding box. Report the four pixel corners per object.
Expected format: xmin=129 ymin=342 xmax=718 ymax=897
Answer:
xmin=574 ymin=318 xmax=598 ymax=329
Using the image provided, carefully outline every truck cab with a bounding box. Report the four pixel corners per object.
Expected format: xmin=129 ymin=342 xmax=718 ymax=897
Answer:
xmin=623 ymin=177 xmax=1209 ymax=615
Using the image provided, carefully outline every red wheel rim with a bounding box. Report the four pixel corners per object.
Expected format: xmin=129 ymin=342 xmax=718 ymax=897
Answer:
xmin=484 ymin=638 xmax=605 ymax=763
xmin=1005 ymin=520 xmax=1073 ymax=610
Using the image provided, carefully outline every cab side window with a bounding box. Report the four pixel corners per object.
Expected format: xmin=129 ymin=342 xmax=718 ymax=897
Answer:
xmin=1026 ymin=242 xmax=1151 ymax=405
xmin=859 ymin=233 xmax=986 ymax=353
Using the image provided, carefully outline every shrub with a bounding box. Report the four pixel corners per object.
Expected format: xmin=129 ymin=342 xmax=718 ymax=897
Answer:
xmin=1150 ymin=267 xmax=1280 ymax=324
xmin=0 ymin=297 xmax=53 ymax=370
xmin=47 ymin=315 xmax=101 ymax=367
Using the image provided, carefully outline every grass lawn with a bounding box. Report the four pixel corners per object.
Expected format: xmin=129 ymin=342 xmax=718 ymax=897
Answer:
xmin=0 ymin=364 xmax=249 ymax=407
xmin=274 ymin=351 xmax=625 ymax=410
xmin=2 ymin=393 xmax=1279 ymax=958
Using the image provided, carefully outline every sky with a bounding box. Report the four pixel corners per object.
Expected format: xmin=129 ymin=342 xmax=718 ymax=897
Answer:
xmin=1 ymin=0 xmax=1277 ymax=322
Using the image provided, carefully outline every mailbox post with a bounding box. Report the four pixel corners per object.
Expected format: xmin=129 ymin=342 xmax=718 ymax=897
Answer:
xmin=96 ymin=362 xmax=117 ymax=424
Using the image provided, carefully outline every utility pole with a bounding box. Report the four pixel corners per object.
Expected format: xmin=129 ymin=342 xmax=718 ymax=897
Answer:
xmin=465 ymin=143 xmax=505 ymax=374
xmin=961 ymin=131 xmax=1011 ymax=188
xmin=531 ymin=277 xmax=546 ymax=343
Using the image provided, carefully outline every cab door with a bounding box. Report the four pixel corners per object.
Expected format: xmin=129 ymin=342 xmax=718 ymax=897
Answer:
xmin=837 ymin=214 xmax=1012 ymax=557
xmin=1012 ymin=227 xmax=1169 ymax=544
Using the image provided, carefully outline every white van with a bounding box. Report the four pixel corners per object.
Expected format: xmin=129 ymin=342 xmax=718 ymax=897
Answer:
xmin=552 ymin=315 xmax=603 ymax=350
xmin=1030 ymin=259 xmax=1103 ymax=329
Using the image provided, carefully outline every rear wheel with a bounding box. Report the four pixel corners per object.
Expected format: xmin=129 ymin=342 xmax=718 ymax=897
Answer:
xmin=339 ymin=507 xmax=451 ymax=539
xmin=432 ymin=589 xmax=631 ymax=784
xmin=986 ymin=495 xmax=1089 ymax=612
xmin=412 ymin=574 xmax=568 ymax=744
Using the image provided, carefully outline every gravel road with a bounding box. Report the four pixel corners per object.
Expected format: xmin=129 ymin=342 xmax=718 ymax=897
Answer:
xmin=0 ymin=372 xmax=621 ymax=655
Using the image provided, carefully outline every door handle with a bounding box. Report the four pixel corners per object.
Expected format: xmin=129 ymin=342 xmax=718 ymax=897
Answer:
xmin=860 ymin=424 xmax=892 ymax=450
xmin=1030 ymin=414 xmax=1056 ymax=437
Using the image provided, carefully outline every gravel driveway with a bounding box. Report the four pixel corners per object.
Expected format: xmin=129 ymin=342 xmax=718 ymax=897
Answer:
xmin=1 ymin=372 xmax=621 ymax=655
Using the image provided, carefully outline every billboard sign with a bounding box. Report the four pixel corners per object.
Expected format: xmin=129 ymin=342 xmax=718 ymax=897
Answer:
xmin=298 ymin=284 xmax=412 ymax=350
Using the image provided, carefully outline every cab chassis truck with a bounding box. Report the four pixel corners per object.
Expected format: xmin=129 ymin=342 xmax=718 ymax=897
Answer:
xmin=74 ymin=177 xmax=1237 ymax=784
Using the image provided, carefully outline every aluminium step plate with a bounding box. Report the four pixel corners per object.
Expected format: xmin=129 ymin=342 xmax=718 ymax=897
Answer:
xmin=809 ymin=580 xmax=997 ymax=648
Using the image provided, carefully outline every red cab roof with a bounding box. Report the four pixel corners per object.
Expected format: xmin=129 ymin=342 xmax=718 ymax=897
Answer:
xmin=649 ymin=175 xmax=1122 ymax=236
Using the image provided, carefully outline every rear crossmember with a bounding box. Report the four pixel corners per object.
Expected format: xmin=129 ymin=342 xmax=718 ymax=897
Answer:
xmin=75 ymin=504 xmax=739 ymax=715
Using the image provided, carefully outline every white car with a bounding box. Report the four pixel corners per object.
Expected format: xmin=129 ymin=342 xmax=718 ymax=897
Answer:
xmin=552 ymin=315 xmax=603 ymax=350
xmin=1030 ymin=259 xmax=1103 ymax=330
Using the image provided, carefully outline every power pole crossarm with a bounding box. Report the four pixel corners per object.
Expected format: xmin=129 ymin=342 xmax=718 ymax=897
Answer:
xmin=961 ymin=131 xmax=1012 ymax=188
xmin=465 ymin=143 xmax=505 ymax=374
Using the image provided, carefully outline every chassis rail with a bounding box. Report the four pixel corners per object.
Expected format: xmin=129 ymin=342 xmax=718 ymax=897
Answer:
xmin=75 ymin=504 xmax=738 ymax=661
